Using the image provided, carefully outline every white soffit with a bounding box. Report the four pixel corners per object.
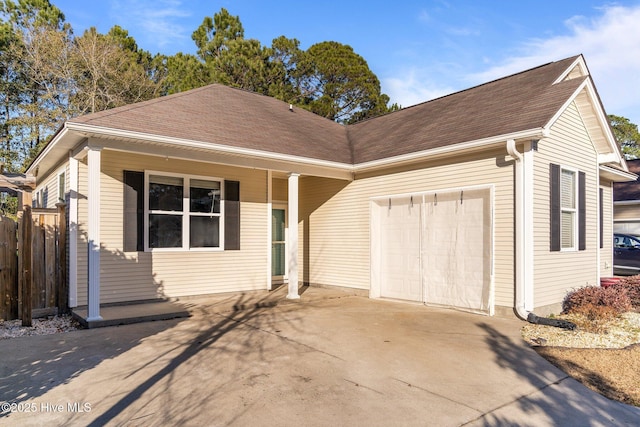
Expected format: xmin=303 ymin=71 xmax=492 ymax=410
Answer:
xmin=599 ymin=165 xmax=637 ymax=182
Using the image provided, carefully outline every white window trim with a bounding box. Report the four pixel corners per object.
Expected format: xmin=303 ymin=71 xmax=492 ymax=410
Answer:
xmin=271 ymin=202 xmax=288 ymax=284
xmin=560 ymin=165 xmax=579 ymax=252
xmin=34 ymin=187 xmax=44 ymax=208
xmin=144 ymin=170 xmax=225 ymax=252
xmin=57 ymin=168 xmax=66 ymax=203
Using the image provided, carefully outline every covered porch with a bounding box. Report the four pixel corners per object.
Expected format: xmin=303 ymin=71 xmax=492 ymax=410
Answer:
xmin=65 ymin=134 xmax=353 ymax=321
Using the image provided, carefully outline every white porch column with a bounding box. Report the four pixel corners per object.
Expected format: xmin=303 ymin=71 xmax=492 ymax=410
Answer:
xmin=68 ymin=155 xmax=79 ymax=308
xmin=267 ymin=170 xmax=273 ymax=291
xmin=287 ymin=173 xmax=300 ymax=299
xmin=87 ymin=147 xmax=102 ymax=320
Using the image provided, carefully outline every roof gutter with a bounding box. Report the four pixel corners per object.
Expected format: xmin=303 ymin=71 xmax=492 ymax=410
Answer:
xmin=65 ymin=122 xmax=354 ymax=173
xmin=26 ymin=124 xmax=69 ymax=175
xmin=355 ymin=128 xmax=546 ymax=172
xmin=599 ymin=164 xmax=637 ymax=182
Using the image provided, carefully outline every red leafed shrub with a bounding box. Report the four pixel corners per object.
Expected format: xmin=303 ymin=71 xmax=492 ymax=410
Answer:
xmin=611 ymin=275 xmax=640 ymax=310
xmin=569 ymin=303 xmax=620 ymax=322
xmin=562 ymin=286 xmax=632 ymax=316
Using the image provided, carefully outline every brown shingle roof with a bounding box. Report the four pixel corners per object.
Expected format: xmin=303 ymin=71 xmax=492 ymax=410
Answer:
xmin=614 ymin=159 xmax=640 ymax=201
xmin=71 ymin=84 xmax=352 ymax=164
xmin=69 ymin=55 xmax=584 ymax=166
xmin=348 ymin=56 xmax=584 ymax=164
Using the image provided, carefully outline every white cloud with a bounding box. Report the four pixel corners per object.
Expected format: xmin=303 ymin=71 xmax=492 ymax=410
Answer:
xmin=110 ymin=0 xmax=192 ymax=52
xmin=469 ymin=5 xmax=640 ymax=124
xmin=383 ymin=69 xmax=455 ymax=108
xmin=384 ymin=5 xmax=640 ymax=125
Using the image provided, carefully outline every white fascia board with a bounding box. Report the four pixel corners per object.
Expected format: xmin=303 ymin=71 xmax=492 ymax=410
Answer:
xmin=26 ymin=125 xmax=69 ymax=175
xmin=614 ymin=200 xmax=640 ymax=206
xmin=67 ymin=122 xmax=354 ymax=174
xmin=353 ymin=128 xmax=546 ymax=172
xmin=552 ymin=55 xmax=588 ymax=84
xmin=584 ymin=80 xmax=627 ymax=166
xmin=600 ymin=165 xmax=637 ymax=182
xmin=27 ymin=125 xmax=88 ymax=180
xmin=64 ymin=123 xmax=545 ymax=178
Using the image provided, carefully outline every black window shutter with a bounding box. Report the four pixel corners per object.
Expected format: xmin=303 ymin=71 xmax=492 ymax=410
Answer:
xmin=579 ymin=171 xmax=586 ymax=250
xmin=599 ymin=188 xmax=604 ymax=249
xmin=550 ymin=164 xmax=561 ymax=251
xmin=224 ymin=180 xmax=240 ymax=250
xmin=124 ymin=170 xmax=144 ymax=252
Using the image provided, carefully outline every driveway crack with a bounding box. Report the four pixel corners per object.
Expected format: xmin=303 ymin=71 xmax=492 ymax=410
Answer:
xmin=344 ymin=378 xmax=384 ymax=395
xmin=458 ymin=375 xmax=571 ymax=426
xmin=393 ymin=378 xmax=482 ymax=413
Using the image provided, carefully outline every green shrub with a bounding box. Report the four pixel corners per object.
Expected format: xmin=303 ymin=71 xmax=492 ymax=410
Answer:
xmin=612 ymin=275 xmax=640 ymax=310
xmin=562 ymin=286 xmax=632 ymax=316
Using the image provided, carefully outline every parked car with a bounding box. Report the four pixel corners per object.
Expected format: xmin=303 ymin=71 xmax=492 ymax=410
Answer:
xmin=613 ymin=233 xmax=640 ymax=275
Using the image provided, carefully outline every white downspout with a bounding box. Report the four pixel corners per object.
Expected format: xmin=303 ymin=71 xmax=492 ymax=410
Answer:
xmin=507 ymin=139 xmax=576 ymax=329
xmin=506 ymin=139 xmax=530 ymax=320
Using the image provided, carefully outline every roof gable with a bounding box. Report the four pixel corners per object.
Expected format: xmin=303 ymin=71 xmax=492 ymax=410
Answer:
xmin=553 ymin=55 xmax=590 ymax=83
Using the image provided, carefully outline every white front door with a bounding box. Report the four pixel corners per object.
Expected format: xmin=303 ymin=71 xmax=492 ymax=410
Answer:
xmin=272 ymin=207 xmax=287 ymax=284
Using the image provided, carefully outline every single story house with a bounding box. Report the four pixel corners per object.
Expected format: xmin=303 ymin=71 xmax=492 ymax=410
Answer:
xmin=614 ymin=158 xmax=640 ymax=234
xmin=27 ymin=54 xmax=635 ymax=321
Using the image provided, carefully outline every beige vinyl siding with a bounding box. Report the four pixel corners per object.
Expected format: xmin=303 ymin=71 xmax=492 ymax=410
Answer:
xmin=272 ymin=178 xmax=288 ymax=202
xmin=614 ymin=204 xmax=640 ymax=221
xmin=533 ymin=102 xmax=599 ymax=310
xmin=95 ymin=148 xmax=268 ymax=303
xmin=34 ymin=164 xmax=68 ymax=208
xmin=300 ymin=149 xmax=516 ymax=309
xmin=600 ymin=181 xmax=614 ymax=277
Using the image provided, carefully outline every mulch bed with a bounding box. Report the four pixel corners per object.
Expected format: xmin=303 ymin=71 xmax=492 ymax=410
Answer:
xmin=534 ymin=344 xmax=640 ymax=407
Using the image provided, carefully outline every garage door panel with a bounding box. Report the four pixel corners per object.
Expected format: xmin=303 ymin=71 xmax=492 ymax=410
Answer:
xmin=423 ymin=189 xmax=491 ymax=313
xmin=379 ymin=197 xmax=422 ymax=301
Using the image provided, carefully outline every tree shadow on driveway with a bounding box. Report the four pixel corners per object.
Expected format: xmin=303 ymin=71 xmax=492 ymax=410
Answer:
xmin=0 ymin=290 xmax=308 ymax=425
xmin=472 ymin=322 xmax=640 ymax=426
xmin=0 ymin=316 xmax=188 ymax=419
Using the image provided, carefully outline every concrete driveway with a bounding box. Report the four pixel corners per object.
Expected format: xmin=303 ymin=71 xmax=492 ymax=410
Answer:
xmin=1 ymin=287 xmax=639 ymax=426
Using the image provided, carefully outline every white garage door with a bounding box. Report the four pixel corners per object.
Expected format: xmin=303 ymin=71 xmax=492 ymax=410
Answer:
xmin=379 ymin=196 xmax=422 ymax=301
xmin=374 ymin=187 xmax=493 ymax=314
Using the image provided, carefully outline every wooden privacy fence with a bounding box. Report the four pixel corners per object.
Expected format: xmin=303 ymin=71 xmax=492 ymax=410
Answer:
xmin=0 ymin=214 xmax=18 ymax=320
xmin=0 ymin=204 xmax=67 ymax=324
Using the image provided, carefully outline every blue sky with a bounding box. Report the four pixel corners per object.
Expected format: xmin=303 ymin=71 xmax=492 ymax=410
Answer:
xmin=52 ymin=0 xmax=640 ymax=125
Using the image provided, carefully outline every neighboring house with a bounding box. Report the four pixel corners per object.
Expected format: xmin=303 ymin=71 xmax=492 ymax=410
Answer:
xmin=614 ymin=159 xmax=640 ymax=234
xmin=27 ymin=54 xmax=634 ymax=321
